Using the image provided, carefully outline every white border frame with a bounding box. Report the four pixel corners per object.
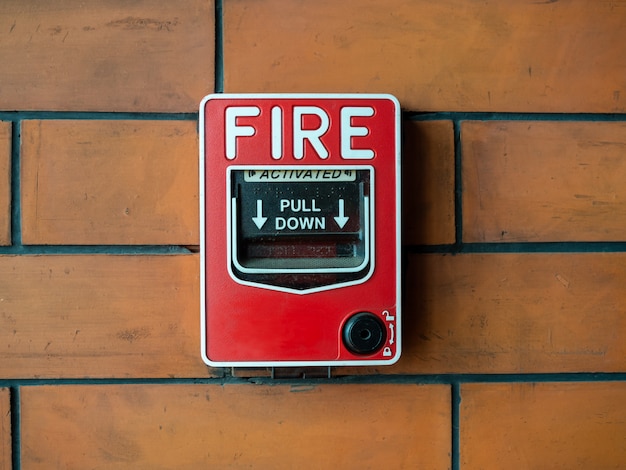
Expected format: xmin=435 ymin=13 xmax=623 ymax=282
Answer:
xmin=227 ymin=165 xmax=374 ymax=294
xmin=200 ymin=93 xmax=402 ymax=367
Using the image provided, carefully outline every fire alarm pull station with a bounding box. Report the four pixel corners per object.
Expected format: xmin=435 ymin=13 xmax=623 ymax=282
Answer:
xmin=200 ymin=94 xmax=401 ymax=367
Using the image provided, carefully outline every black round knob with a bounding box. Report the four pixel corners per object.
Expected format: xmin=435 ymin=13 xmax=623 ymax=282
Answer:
xmin=342 ymin=312 xmax=386 ymax=355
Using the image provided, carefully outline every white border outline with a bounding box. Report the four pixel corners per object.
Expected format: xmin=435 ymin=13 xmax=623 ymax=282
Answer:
xmin=231 ymin=195 xmax=370 ymax=273
xmin=227 ymin=165 xmax=374 ymax=294
xmin=200 ymin=93 xmax=401 ymax=366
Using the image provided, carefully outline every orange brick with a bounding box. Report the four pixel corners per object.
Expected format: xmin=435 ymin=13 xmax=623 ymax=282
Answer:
xmin=224 ymin=0 xmax=626 ymax=113
xmin=21 ymin=120 xmax=198 ymax=245
xmin=0 ymin=0 xmax=213 ymax=112
xmin=0 ymin=122 xmax=9 ymax=246
xmin=0 ymin=388 xmax=9 ymax=470
xmin=341 ymin=253 xmax=626 ymax=375
xmin=461 ymin=382 xmax=626 ymax=468
xmin=403 ymin=120 xmax=455 ymax=245
xmin=0 ymin=254 xmax=212 ymax=379
xmin=21 ymin=383 xmax=450 ymax=469
xmin=463 ymin=121 xmax=626 ymax=242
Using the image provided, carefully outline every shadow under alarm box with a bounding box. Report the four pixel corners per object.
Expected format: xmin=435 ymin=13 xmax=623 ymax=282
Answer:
xmin=200 ymin=93 xmax=401 ymax=367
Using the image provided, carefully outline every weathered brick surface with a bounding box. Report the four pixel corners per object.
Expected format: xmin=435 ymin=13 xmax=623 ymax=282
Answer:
xmin=0 ymin=388 xmax=9 ymax=470
xmin=403 ymin=120 xmax=455 ymax=245
xmin=404 ymin=253 xmax=626 ymax=374
xmin=0 ymin=0 xmax=214 ymax=112
xmin=224 ymin=0 xmax=626 ymax=113
xmin=21 ymin=384 xmax=450 ymax=469
xmin=5 ymin=1 xmax=626 ymax=467
xmin=21 ymin=120 xmax=198 ymax=245
xmin=461 ymin=382 xmax=626 ymax=468
xmin=463 ymin=121 xmax=626 ymax=242
xmin=0 ymin=122 xmax=9 ymax=246
xmin=0 ymin=254 xmax=211 ymax=379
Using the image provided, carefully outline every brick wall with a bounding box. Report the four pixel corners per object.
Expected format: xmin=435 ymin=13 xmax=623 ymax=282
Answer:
xmin=2 ymin=1 xmax=626 ymax=468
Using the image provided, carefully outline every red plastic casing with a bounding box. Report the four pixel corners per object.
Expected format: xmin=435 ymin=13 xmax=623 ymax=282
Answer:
xmin=200 ymin=94 xmax=401 ymax=366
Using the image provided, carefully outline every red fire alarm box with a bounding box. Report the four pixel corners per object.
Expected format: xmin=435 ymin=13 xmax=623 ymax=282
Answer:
xmin=200 ymin=94 xmax=401 ymax=366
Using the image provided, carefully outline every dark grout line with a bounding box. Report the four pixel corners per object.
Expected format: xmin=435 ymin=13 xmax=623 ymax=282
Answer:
xmin=10 ymin=386 xmax=20 ymax=470
xmin=5 ymin=111 xmax=626 ymax=122
xmin=6 ymin=243 xmax=626 ymax=258
xmin=0 ymin=111 xmax=197 ymax=121
xmin=10 ymin=120 xmax=21 ymax=247
xmin=451 ymin=382 xmax=461 ymax=470
xmin=405 ymin=241 xmax=626 ymax=254
xmin=452 ymin=120 xmax=463 ymax=248
xmin=0 ymin=245 xmax=195 ymax=255
xmin=214 ymin=0 xmax=224 ymax=93
xmin=3 ymin=372 xmax=626 ymax=388
xmin=405 ymin=111 xmax=626 ymax=122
